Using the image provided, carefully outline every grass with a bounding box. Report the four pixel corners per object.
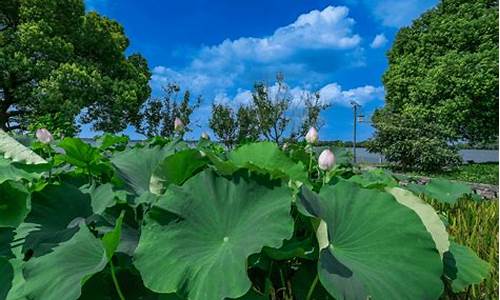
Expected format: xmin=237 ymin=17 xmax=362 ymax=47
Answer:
xmin=432 ymin=198 xmax=499 ymax=299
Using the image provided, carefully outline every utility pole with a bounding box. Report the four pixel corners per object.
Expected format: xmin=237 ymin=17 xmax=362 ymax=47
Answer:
xmin=350 ymin=100 xmax=361 ymax=164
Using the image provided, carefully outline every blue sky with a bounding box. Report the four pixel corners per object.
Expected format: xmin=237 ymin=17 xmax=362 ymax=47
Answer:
xmin=83 ymin=0 xmax=438 ymax=141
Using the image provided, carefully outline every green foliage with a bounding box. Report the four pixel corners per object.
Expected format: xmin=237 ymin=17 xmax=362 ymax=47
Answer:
xmin=368 ymin=106 xmax=462 ymax=172
xmin=370 ymin=0 xmax=498 ymax=170
xmin=416 ymin=163 xmax=499 ymax=185
xmin=22 ymin=225 xmax=107 ymax=300
xmin=299 ymin=181 xmax=444 ymax=300
xmin=406 ymin=178 xmax=474 ymax=205
xmin=133 ymin=83 xmax=201 ymax=138
xmin=209 ymin=103 xmax=259 ymax=148
xmin=431 ymin=198 xmax=498 ymax=299
xmin=0 ymin=0 xmax=151 ymax=134
xmin=209 ymin=74 xmax=329 ymax=146
xmin=444 ymin=241 xmax=491 ymax=293
xmin=0 ymin=129 xmax=46 ymax=164
xmin=0 ymin=132 xmax=494 ymax=299
xmin=135 ymin=170 xmax=294 ymax=299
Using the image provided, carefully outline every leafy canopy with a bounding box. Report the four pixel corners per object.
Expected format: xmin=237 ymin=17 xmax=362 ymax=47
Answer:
xmin=0 ymin=0 xmax=151 ymax=135
xmin=369 ymin=0 xmax=498 ymax=170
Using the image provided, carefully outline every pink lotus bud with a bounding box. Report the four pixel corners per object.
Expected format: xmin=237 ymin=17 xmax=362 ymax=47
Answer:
xmin=318 ymin=149 xmax=335 ymax=171
xmin=201 ymin=132 xmax=209 ymax=140
xmin=36 ymin=128 xmax=53 ymax=144
xmin=305 ymin=127 xmax=318 ymax=144
xmin=174 ymin=117 xmax=184 ymax=132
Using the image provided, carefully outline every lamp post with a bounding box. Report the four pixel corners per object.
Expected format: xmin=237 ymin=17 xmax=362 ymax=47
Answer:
xmin=350 ymin=100 xmax=362 ymax=164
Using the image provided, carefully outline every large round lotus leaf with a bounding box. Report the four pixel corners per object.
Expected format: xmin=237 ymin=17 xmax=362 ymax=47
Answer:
xmin=111 ymin=144 xmax=178 ymax=196
xmin=299 ymin=180 xmax=443 ymax=300
xmin=22 ymin=225 xmax=107 ymax=300
xmin=0 ymin=257 xmax=13 ymax=300
xmin=387 ymin=187 xmax=449 ymax=258
xmin=134 ymin=169 xmax=294 ymax=300
xmin=443 ymin=241 xmax=491 ymax=292
xmin=0 ymin=157 xmax=49 ymax=184
xmin=227 ymin=142 xmax=309 ymax=184
xmin=407 ymin=178 xmax=473 ymax=205
xmin=0 ymin=181 xmax=30 ymax=228
xmin=23 ymin=183 xmax=93 ymax=257
xmin=150 ymin=149 xmax=207 ymax=194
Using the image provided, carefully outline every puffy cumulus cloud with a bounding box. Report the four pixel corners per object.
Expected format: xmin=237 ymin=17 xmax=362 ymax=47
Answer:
xmin=319 ymin=83 xmax=384 ymax=106
xmin=370 ymin=34 xmax=387 ymax=48
xmin=196 ymin=6 xmax=361 ymax=64
xmin=216 ymin=82 xmax=384 ymax=110
xmin=150 ymin=6 xmax=364 ymax=97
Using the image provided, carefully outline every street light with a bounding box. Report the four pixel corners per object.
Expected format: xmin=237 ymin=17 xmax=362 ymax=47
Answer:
xmin=350 ymin=100 xmax=362 ymax=164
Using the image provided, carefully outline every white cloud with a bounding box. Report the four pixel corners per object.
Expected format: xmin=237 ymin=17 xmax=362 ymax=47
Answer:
xmin=151 ymin=6 xmax=364 ymax=96
xmin=370 ymin=34 xmax=387 ymax=48
xmin=216 ymin=82 xmax=384 ymax=110
xmin=196 ymin=6 xmax=360 ymax=64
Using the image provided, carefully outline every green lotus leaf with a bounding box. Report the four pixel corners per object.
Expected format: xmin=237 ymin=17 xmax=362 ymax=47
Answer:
xmin=227 ymin=142 xmax=309 ymax=184
xmin=150 ymin=149 xmax=207 ymax=194
xmin=408 ymin=178 xmax=473 ymax=204
xmin=0 ymin=130 xmax=46 ymax=165
xmin=57 ymin=138 xmax=102 ymax=168
xmin=134 ymin=169 xmax=294 ymax=300
xmin=82 ymin=183 xmax=121 ymax=214
xmin=22 ymin=225 xmax=107 ymax=300
xmin=0 ymin=257 xmax=13 ymax=300
xmin=0 ymin=229 xmax=14 ymax=258
xmin=0 ymin=157 xmax=49 ymax=184
xmin=387 ymin=187 xmax=449 ymax=257
xmin=348 ymin=169 xmax=398 ymax=189
xmin=0 ymin=181 xmax=30 ymax=228
xmin=97 ymin=134 xmax=129 ymax=150
xmin=101 ymin=211 xmax=124 ymax=260
xmin=299 ymin=180 xmax=444 ymax=300
xmin=22 ymin=183 xmax=92 ymax=257
xmin=443 ymin=241 xmax=491 ymax=292
xmin=111 ymin=145 xmax=177 ymax=196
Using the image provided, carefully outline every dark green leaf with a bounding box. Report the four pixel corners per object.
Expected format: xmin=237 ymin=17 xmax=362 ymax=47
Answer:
xmin=134 ymin=170 xmax=294 ymax=300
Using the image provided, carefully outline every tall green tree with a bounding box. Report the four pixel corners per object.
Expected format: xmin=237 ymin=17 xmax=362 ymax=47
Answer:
xmin=370 ymin=0 xmax=498 ymax=170
xmin=133 ymin=83 xmax=201 ymax=138
xmin=252 ymin=73 xmax=291 ymax=144
xmin=0 ymin=0 xmax=151 ymax=135
xmin=209 ymin=103 xmax=259 ymax=148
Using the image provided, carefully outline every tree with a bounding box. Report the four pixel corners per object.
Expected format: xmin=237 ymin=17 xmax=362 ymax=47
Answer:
xmin=252 ymin=73 xmax=291 ymax=144
xmin=133 ymin=83 xmax=201 ymax=138
xmin=0 ymin=0 xmax=151 ymax=135
xmin=370 ymin=0 xmax=498 ymax=170
xmin=235 ymin=105 xmax=259 ymax=144
xmin=209 ymin=103 xmax=259 ymax=148
xmin=209 ymin=103 xmax=237 ymax=148
xmin=298 ymin=91 xmax=330 ymax=138
xmin=368 ymin=105 xmax=461 ymax=171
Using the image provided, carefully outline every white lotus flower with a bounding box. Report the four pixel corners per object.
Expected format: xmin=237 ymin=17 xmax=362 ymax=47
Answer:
xmin=318 ymin=149 xmax=335 ymax=171
xmin=305 ymin=127 xmax=318 ymax=144
xmin=35 ymin=128 xmax=53 ymax=144
xmin=174 ymin=117 xmax=184 ymax=132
